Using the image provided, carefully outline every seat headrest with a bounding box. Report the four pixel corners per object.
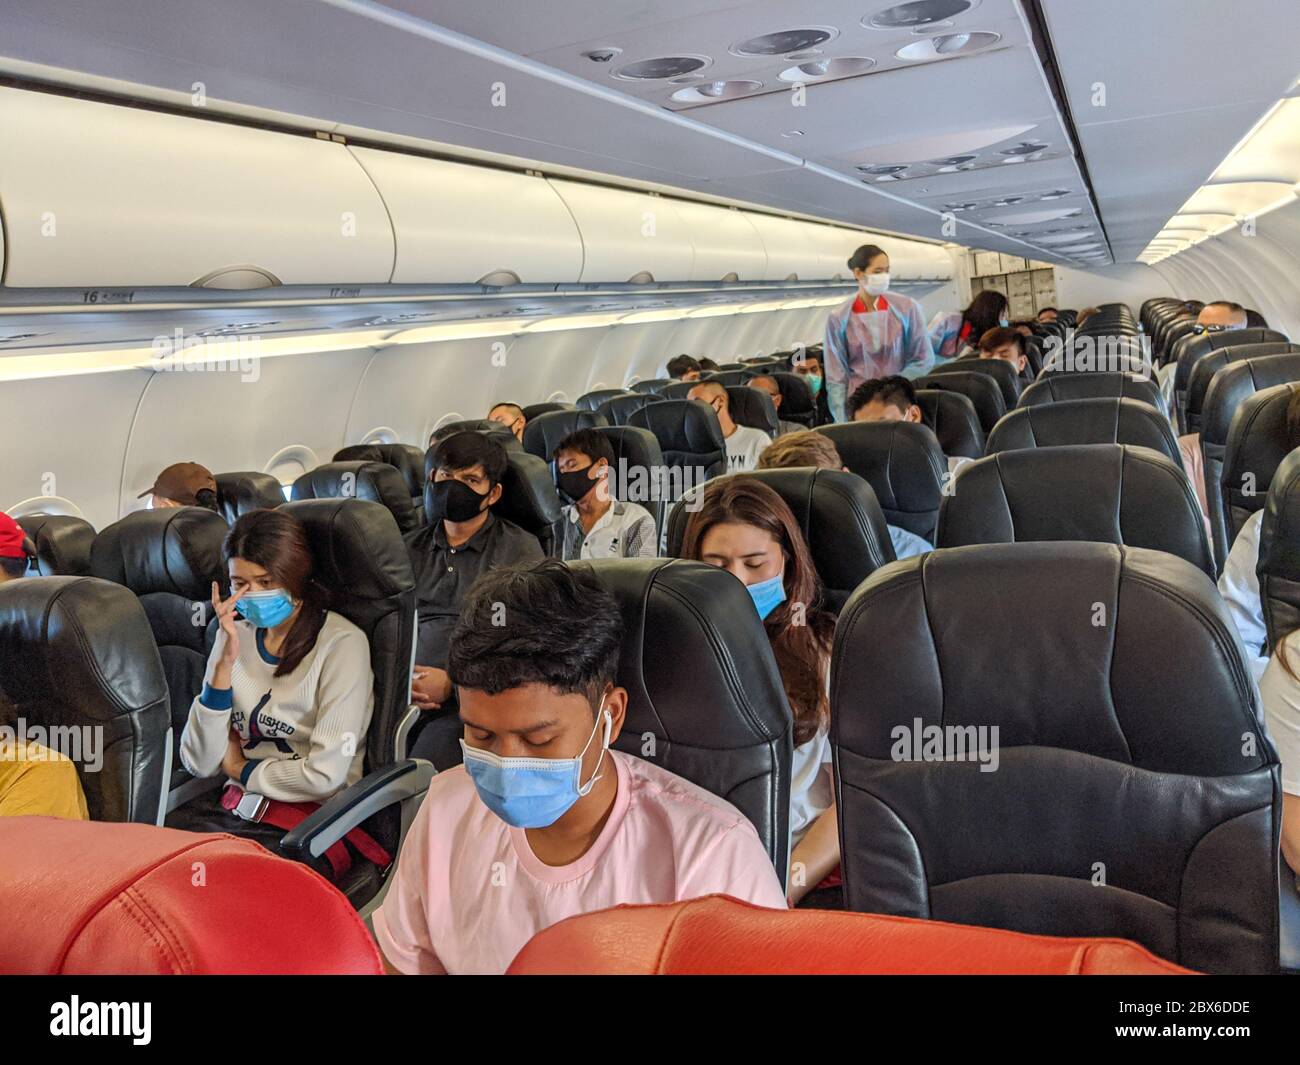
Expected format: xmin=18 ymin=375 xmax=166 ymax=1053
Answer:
xmin=1018 ymin=372 xmax=1166 ymax=415
xmin=596 ymin=392 xmax=664 ymax=426
xmin=521 ymin=408 xmax=608 ymax=461
xmin=1185 ymin=343 xmax=1300 ymax=433
xmin=1047 ymin=337 xmax=1149 ymax=376
xmin=768 ymin=372 xmax=816 ymax=418
xmin=505 ymin=895 xmax=1192 ymax=975
xmin=1222 ymin=381 xmax=1300 ymax=535
xmin=629 ymin=400 xmax=726 ymax=479
xmin=291 ymin=461 xmax=421 ymax=533
xmin=665 ymin=468 xmax=894 ymax=610
xmin=725 ymin=386 xmax=778 ymax=436
xmin=658 ymin=381 xmax=698 ymax=401
xmin=0 ymin=818 xmax=383 ymax=974
xmin=0 ymin=575 xmax=167 ymax=723
xmin=985 ymin=398 xmax=1180 ymax=466
xmin=16 ymin=513 xmax=96 ymax=577
xmin=1203 ymin=353 xmax=1300 ymax=445
xmin=213 ymin=471 xmax=285 ymax=522
xmin=924 ymin=358 xmax=1021 ymax=409
xmin=915 ymin=389 xmax=984 ymax=459
xmin=427 ymin=420 xmax=523 ymax=455
xmin=595 ymin=425 xmax=664 ymax=471
xmin=815 ymin=422 xmax=945 ymax=540
xmin=576 ymin=388 xmax=631 ymax=412
xmin=914 ymin=371 xmax=1006 ymax=433
xmin=278 ymin=498 xmax=415 ymax=602
xmin=1176 ymin=328 xmax=1288 ymax=385
xmin=834 ymin=542 xmax=1263 ymax=776
xmin=1258 ymin=447 xmax=1300 ymax=653
xmin=90 ymin=507 xmax=228 ymax=599
xmin=628 ymin=378 xmax=670 ymax=395
xmin=936 ymin=444 xmax=1214 ymax=577
xmin=521 ymin=401 xmax=576 ymax=420
xmin=332 ymin=443 xmax=426 ymax=499
xmin=423 ymin=452 xmax=562 ymax=539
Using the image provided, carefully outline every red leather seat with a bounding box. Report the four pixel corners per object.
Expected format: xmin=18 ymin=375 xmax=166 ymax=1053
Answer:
xmin=507 ymin=895 xmax=1194 ymax=975
xmin=0 ymin=817 xmax=383 ymax=974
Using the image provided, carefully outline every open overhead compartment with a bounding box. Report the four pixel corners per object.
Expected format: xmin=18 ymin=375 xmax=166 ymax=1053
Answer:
xmin=546 ymin=179 xmax=692 ymax=283
xmin=672 ymin=200 xmax=767 ymax=282
xmin=352 ymin=147 xmax=583 ymax=285
xmin=0 ymin=86 xmax=394 ymax=288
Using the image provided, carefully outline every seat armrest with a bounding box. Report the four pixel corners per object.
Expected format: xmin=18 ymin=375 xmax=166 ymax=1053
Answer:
xmin=279 ymin=759 xmax=435 ymax=863
xmin=166 ymin=771 xmax=224 ymax=815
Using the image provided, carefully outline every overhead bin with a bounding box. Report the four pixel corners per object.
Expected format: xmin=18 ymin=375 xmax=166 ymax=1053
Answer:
xmin=546 ymin=179 xmax=691 ymax=283
xmin=887 ymin=241 xmax=955 ymax=282
xmin=745 ymin=214 xmax=824 ymax=281
xmin=0 ymin=86 xmax=394 ymax=289
xmin=672 ymin=201 xmax=767 ymax=282
xmin=352 ymin=147 xmax=583 ymax=285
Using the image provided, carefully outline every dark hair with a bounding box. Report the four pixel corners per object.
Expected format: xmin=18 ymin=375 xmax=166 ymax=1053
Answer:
xmin=847 ymin=375 xmax=916 ymax=418
xmin=978 ymin=326 xmax=1025 ymax=355
xmin=667 ymin=354 xmax=702 ymax=379
xmin=963 ymin=290 xmax=1009 ymax=340
xmin=554 ymin=428 xmax=615 ymax=467
xmin=681 ymin=477 xmax=833 ymax=745
xmin=698 ymin=357 xmax=720 ymax=371
xmin=488 ymin=402 xmax=525 ymax=421
xmin=1037 ymin=307 xmax=1058 ymax=316
xmin=847 ymin=244 xmax=887 ymax=273
xmin=193 ymin=488 xmax=220 ymax=514
xmin=790 ymin=350 xmax=822 ymax=372
xmin=447 ymin=559 xmax=623 ymax=706
xmin=0 ymin=556 xmax=27 ymax=580
xmin=431 ymin=430 xmax=509 ymax=488
xmin=223 ymin=509 xmax=327 ymax=678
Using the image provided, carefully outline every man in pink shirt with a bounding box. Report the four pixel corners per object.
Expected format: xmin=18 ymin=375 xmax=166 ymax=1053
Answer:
xmin=372 ymin=560 xmax=787 ymax=974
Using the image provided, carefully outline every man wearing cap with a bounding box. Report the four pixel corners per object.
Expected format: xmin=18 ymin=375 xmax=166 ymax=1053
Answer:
xmin=0 ymin=512 xmax=31 ymax=583
xmin=139 ymin=462 xmax=220 ymax=512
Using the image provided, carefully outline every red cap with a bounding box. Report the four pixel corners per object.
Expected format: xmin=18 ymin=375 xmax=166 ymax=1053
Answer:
xmin=0 ymin=513 xmax=26 ymax=559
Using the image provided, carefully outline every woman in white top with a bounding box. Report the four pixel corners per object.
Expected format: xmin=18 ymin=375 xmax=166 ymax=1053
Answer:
xmin=1260 ymin=631 xmax=1300 ymax=881
xmin=681 ymin=477 xmax=839 ymax=906
xmin=169 ymin=508 xmax=375 ymax=877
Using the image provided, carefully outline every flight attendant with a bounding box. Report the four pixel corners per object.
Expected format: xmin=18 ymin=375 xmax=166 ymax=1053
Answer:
xmin=823 ymin=244 xmax=934 ymax=422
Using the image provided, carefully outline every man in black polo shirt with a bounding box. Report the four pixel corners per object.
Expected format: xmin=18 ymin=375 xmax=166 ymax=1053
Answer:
xmin=405 ymin=431 xmax=544 ymax=765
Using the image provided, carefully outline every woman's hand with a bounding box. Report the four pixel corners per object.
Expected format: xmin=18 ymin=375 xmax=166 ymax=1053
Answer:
xmin=220 ymin=728 xmax=248 ymax=781
xmin=212 ymin=582 xmax=245 ymax=663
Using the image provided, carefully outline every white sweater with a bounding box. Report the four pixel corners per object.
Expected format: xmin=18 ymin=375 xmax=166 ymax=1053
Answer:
xmin=179 ymin=611 xmax=374 ymax=803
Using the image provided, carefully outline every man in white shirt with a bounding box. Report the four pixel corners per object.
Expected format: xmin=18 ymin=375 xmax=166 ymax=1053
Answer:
xmin=553 ymin=429 xmax=657 ymax=560
xmin=847 ymin=375 xmax=972 ymax=482
xmin=1218 ymin=509 xmax=1268 ymax=680
xmin=688 ymin=380 xmax=770 ymax=472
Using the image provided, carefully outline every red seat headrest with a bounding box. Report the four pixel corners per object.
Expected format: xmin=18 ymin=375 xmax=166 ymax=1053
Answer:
xmin=506 ymin=894 xmax=1194 ymax=975
xmin=0 ymin=818 xmax=382 ymax=974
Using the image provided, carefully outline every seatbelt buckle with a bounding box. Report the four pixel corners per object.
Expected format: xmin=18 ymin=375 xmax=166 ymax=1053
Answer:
xmin=226 ymin=787 xmax=269 ymax=823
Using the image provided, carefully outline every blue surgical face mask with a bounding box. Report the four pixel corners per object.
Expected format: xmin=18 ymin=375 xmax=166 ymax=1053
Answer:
xmin=746 ymin=572 xmax=787 ymax=621
xmin=805 ymin=372 xmax=823 ymax=396
xmin=998 ymin=316 xmax=1010 ymax=328
xmin=235 ymin=588 xmax=295 ymax=628
xmin=461 ymin=701 xmax=612 ymax=829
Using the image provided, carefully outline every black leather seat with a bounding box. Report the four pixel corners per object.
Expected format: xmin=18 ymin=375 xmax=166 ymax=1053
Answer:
xmin=658 ymin=381 xmax=699 ymax=401
xmin=213 ymin=471 xmax=286 ymax=522
xmin=0 ymin=576 xmax=170 ymax=824
xmin=595 ymin=425 xmax=668 ymax=542
xmin=832 ymin=541 xmax=1280 ymax=973
xmin=333 ymin=444 xmax=426 ymax=514
xmin=725 ymin=386 xmax=778 ymax=437
xmin=924 ymin=357 xmax=1020 ymax=409
xmin=1173 ymin=329 xmax=1289 ymax=431
xmin=15 ymin=513 xmax=95 ymax=576
xmin=1216 ymin=378 xmax=1300 ymax=570
xmin=579 ymin=557 xmax=792 ymax=883
xmin=914 ymin=371 xmax=1005 ymax=434
xmin=706 ymin=370 xmax=754 ymax=387
xmin=1017 ymin=371 xmax=1166 ymax=415
xmin=576 ymin=388 xmax=631 ymax=411
xmin=424 ymin=450 xmax=561 ymax=556
xmin=629 ymin=378 xmax=670 ymax=395
xmin=915 ymin=389 xmax=984 ymax=459
xmin=629 ymin=400 xmax=727 ymax=496
xmin=936 ymin=444 xmax=1214 ymax=576
xmin=521 ymin=401 xmax=576 ymax=420
xmin=1184 ymin=343 xmax=1300 ymax=435
xmin=428 ymin=419 xmax=523 ymax=454
xmin=768 ymin=372 xmax=817 ymax=429
xmin=596 ymin=391 xmax=665 ymax=426
xmin=816 ymin=423 xmax=945 ymax=541
xmin=985 ymin=398 xmax=1181 ymax=466
xmin=90 ymin=507 xmax=229 ymax=793
xmin=663 ymin=468 xmax=894 ymax=612
xmin=292 ymin=461 xmax=422 ymax=534
xmin=521 ymin=409 xmax=608 ymax=461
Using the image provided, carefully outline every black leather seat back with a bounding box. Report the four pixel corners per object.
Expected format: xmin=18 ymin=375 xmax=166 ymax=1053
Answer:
xmin=664 ymin=468 xmax=894 ymax=612
xmin=333 ymin=444 xmax=426 ymax=512
xmin=424 ymin=451 xmax=561 ymax=556
xmin=1218 ymin=379 xmax=1300 ymax=568
xmin=16 ymin=514 xmax=96 ymax=576
xmin=1258 ymin=448 xmax=1300 ymax=654
xmin=1185 ymin=343 xmax=1300 ymax=435
xmin=924 ymin=357 xmax=1020 ymax=409
xmin=521 ymin=401 xmax=575 ymax=420
xmin=629 ymin=400 xmax=727 ymax=494
xmin=213 ymin=471 xmax=286 ymax=522
xmin=596 ymin=391 xmax=665 ymax=426
xmin=937 ymin=444 xmax=1214 ymax=576
xmin=596 ymin=425 xmax=667 ymax=541
xmin=832 ymin=541 xmax=1279 ymax=973
xmin=1174 ymin=329 xmax=1288 ymax=432
xmin=577 ymin=388 xmax=631 ymax=411
xmin=816 ymin=422 xmax=945 ymax=541
xmin=629 ymin=378 xmax=670 ymax=395
xmin=292 ymin=461 xmax=422 ymax=534
xmin=428 ymin=420 xmax=523 ymax=454
xmin=521 ymin=409 xmax=608 ymax=461
xmin=658 ymin=381 xmax=699 ymax=401
xmin=915 ymin=389 xmax=984 ymax=459
xmin=706 ymin=370 xmax=754 ymax=387
xmin=579 ymin=557 xmax=792 ymax=882
xmin=985 ymin=398 xmax=1181 ymax=466
xmin=0 ymin=576 xmax=170 ymax=824
xmin=725 ymin=386 xmax=778 ymax=437
xmin=1018 ymin=372 xmax=1166 ymax=415
xmin=914 ymin=371 xmax=1005 ymax=434
xmin=768 ymin=372 xmax=817 ymax=428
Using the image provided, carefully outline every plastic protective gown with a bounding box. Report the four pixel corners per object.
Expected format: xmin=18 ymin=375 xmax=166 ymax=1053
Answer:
xmin=824 ymin=290 xmax=935 ymax=422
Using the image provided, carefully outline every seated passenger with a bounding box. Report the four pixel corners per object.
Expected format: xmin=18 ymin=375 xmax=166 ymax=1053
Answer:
xmin=487 ymin=403 xmax=527 ymax=443
xmin=1036 ymin=307 xmax=1059 ymax=324
xmin=553 ymin=429 xmax=657 ymax=560
xmin=666 ymin=354 xmax=702 ymax=382
xmin=1218 ymin=390 xmax=1300 ymax=679
xmin=138 ymin=462 xmax=220 ymax=512
xmin=698 ymin=357 xmax=721 ymax=373
xmin=171 ymin=509 xmax=376 ymax=874
xmin=680 ymin=477 xmax=838 ymax=906
xmin=1158 ymin=300 xmax=1250 ymax=407
xmin=687 ymin=380 xmax=770 ymax=472
xmin=405 ymin=432 xmax=544 ymax=764
xmin=790 ymin=349 xmax=831 ymax=426
xmin=927 ymin=289 xmax=1008 ymax=360
xmin=977 ymin=326 xmax=1029 ymax=376
xmin=756 ymin=429 xmax=931 ymax=560
xmin=0 ymin=513 xmax=30 ymax=583
xmin=372 ymin=560 xmax=786 ymax=973
xmin=747 ymin=375 xmax=802 ymax=436
xmin=846 ymin=375 xmax=972 ymax=482
xmin=0 ymin=741 xmax=89 ymax=820
xmin=1258 ymin=637 xmax=1300 ymax=883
